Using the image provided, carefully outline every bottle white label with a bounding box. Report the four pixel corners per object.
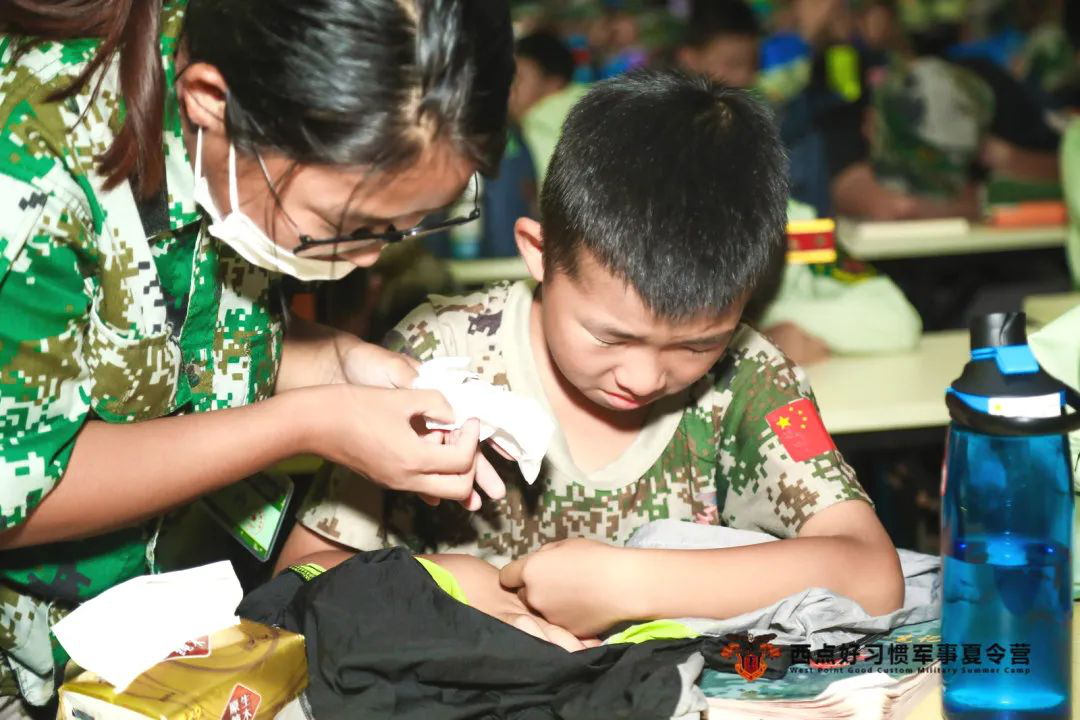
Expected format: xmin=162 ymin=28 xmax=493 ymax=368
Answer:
xmin=986 ymin=393 xmax=1061 ymax=419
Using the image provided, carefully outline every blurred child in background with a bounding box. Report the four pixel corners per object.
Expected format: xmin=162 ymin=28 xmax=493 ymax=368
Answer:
xmin=829 ymin=0 xmax=1062 ymax=221
xmin=512 ymin=31 xmax=591 ymax=186
xmin=676 ymin=0 xmax=922 ymax=364
xmin=676 ymin=0 xmax=761 ymax=89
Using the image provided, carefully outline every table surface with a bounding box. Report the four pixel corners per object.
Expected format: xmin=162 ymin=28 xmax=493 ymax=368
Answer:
xmin=903 ymin=608 xmax=1079 ymax=719
xmin=446 ymin=225 xmax=1068 ymax=282
xmin=447 ymin=257 xmax=529 ymax=286
xmin=1024 ymin=292 xmax=1080 ymax=328
xmin=838 ymin=222 xmax=1067 ymax=261
xmin=802 ymin=331 xmax=969 ymax=436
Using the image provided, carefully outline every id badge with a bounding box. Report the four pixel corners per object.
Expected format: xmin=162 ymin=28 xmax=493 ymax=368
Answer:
xmin=200 ymin=472 xmax=294 ymax=562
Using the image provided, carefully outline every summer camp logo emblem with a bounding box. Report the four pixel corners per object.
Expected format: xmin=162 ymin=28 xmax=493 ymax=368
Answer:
xmin=720 ymin=633 xmax=782 ymax=682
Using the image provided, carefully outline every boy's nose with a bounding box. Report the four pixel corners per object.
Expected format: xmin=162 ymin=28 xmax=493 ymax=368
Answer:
xmin=613 ymin=359 xmax=665 ymax=400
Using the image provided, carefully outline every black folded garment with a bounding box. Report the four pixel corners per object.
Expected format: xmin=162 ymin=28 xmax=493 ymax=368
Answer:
xmin=238 ymin=548 xmax=791 ymax=720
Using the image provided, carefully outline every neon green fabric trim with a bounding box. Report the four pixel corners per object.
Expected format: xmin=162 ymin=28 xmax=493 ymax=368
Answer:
xmin=605 ymin=620 xmax=699 ymax=645
xmin=826 ymin=45 xmax=861 ymax=102
xmin=1029 ymin=305 xmax=1080 ymax=599
xmin=415 ymin=557 xmax=469 ymax=605
xmin=289 ymin=563 xmax=326 ymax=582
xmin=1062 ymin=120 xmax=1080 ymax=289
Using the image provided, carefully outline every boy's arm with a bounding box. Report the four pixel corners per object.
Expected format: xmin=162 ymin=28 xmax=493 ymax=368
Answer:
xmin=275 ymin=523 xmax=350 ymax=576
xmin=500 ymin=499 xmax=903 ymax=638
xmin=504 ymin=328 xmax=903 ymax=637
xmin=832 ymin=163 xmax=981 ymax=221
xmin=281 ymin=550 xmax=591 ymax=651
xmin=979 ymin=135 xmax=1061 ymax=182
xmin=761 ymin=265 xmax=923 ymax=357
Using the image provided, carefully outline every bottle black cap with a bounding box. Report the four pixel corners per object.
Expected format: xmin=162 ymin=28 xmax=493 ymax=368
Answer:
xmin=953 ymin=311 xmax=1061 ymax=401
xmin=969 ymin=312 xmax=1027 ymax=350
xmin=951 ymin=313 xmax=1080 ymax=435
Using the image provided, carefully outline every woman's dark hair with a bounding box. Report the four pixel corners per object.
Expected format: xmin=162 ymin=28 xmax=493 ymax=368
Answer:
xmin=1 ymin=0 xmax=513 ymax=199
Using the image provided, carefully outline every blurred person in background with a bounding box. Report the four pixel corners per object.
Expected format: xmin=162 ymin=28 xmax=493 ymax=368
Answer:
xmin=511 ymin=31 xmax=590 ymax=187
xmin=676 ymin=0 xmax=761 ymax=89
xmin=829 ymin=0 xmax=1062 ymax=222
xmin=676 ymin=1 xmax=921 ymax=366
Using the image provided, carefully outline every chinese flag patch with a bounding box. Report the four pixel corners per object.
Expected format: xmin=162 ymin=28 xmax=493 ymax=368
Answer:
xmin=765 ymin=398 xmax=835 ymax=462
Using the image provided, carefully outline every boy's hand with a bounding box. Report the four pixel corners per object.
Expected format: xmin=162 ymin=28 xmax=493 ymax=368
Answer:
xmin=424 ymin=554 xmax=598 ymax=652
xmin=500 ymin=539 xmax=645 ymax=637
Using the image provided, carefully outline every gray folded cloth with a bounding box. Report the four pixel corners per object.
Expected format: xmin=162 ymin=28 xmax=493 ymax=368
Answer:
xmin=626 ymin=519 xmax=941 ymax=651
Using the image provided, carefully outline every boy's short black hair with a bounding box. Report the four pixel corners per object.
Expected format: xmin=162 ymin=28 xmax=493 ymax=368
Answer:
xmin=684 ymin=0 xmax=761 ymax=48
xmin=515 ymin=31 xmax=576 ymax=83
xmin=541 ymin=67 xmax=788 ymax=320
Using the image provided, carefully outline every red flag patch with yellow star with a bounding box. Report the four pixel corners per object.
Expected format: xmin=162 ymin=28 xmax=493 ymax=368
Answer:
xmin=765 ymin=398 xmax=835 ymax=462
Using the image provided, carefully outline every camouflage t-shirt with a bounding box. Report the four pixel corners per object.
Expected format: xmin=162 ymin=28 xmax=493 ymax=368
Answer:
xmin=0 ymin=1 xmax=281 ymax=702
xmin=299 ymin=281 xmax=869 ymax=566
xmin=871 ymin=56 xmax=994 ymax=198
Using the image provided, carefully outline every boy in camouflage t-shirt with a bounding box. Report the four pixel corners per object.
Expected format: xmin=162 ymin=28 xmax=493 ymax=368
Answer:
xmin=285 ymin=69 xmax=903 ymax=637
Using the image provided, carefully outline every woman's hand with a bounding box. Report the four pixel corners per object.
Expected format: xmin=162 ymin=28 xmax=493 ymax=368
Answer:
xmin=279 ymin=318 xmax=418 ymax=391
xmin=340 ymin=340 xmax=419 ymax=389
xmin=281 ymin=320 xmax=508 ymax=508
xmin=332 ymin=339 xmax=520 ymax=507
xmin=299 ymin=384 xmax=506 ymax=508
xmin=425 ymin=553 xmax=598 ymax=652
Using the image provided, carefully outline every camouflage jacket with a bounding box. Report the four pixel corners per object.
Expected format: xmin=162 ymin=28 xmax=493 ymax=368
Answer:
xmin=299 ymin=281 xmax=869 ymax=565
xmin=871 ymin=56 xmax=994 ymax=199
xmin=0 ymin=1 xmax=281 ymax=703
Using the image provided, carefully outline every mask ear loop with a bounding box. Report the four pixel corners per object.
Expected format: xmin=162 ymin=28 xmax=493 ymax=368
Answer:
xmin=247 ymin=147 xmax=295 ymax=333
xmin=194 ymin=127 xmax=204 ymax=178
xmin=227 ymin=143 xmax=241 ymax=215
xmin=254 ymin=149 xmax=299 ymax=332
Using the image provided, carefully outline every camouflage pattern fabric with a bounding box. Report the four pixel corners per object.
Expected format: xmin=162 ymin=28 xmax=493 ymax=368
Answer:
xmin=1018 ymin=25 xmax=1078 ymax=96
xmin=0 ymin=0 xmax=282 ymax=703
xmin=299 ymin=281 xmax=869 ymax=566
xmin=896 ymin=0 xmax=965 ymax=33
xmin=870 ymin=57 xmax=994 ymax=199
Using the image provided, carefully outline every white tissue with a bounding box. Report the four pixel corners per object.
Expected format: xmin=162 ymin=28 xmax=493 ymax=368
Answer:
xmin=413 ymin=357 xmax=555 ymax=483
xmin=52 ymin=561 xmax=242 ymax=692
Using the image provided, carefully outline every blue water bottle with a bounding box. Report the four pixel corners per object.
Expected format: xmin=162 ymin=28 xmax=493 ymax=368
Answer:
xmin=943 ymin=312 xmax=1079 ymax=719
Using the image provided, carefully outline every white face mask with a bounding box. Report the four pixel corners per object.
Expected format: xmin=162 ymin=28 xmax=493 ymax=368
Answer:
xmin=191 ymin=129 xmax=356 ymax=281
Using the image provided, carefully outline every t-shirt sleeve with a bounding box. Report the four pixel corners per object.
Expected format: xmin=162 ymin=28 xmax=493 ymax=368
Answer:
xmin=381 ymin=300 xmax=458 ymax=360
xmin=0 ymin=168 xmax=95 ymax=530
xmin=712 ymin=327 xmax=871 ymax=538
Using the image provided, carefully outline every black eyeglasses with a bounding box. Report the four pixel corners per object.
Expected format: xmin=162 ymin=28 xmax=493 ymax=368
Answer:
xmin=291 ymin=173 xmax=481 ymax=259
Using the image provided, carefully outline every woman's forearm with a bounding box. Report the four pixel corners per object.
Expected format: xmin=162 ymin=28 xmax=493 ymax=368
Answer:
xmin=0 ymin=392 xmax=312 ymax=550
xmin=277 ymin=316 xmax=357 ymax=392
